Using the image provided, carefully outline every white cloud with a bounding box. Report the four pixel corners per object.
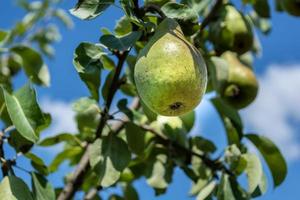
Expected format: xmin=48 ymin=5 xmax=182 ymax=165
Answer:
xmin=40 ymin=97 xmax=77 ymax=138
xmin=242 ymin=64 xmax=300 ymax=161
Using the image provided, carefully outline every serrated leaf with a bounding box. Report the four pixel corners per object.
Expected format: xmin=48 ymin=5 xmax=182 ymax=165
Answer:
xmin=10 ymin=45 xmax=50 ymax=86
xmin=31 ymin=173 xmax=55 ymax=200
xmin=125 ymin=122 xmax=146 ymax=155
xmin=0 ymin=176 xmax=33 ymax=200
xmin=246 ymin=134 xmax=287 ymax=187
xmin=242 ymin=153 xmax=263 ymax=193
xmin=100 ymin=31 xmax=142 ymax=51
xmin=89 ymin=134 xmax=131 ymax=187
xmin=70 ymin=0 xmax=114 ymax=20
xmin=74 ymin=42 xmax=104 ymax=101
xmin=3 ymin=84 xmax=46 ymax=143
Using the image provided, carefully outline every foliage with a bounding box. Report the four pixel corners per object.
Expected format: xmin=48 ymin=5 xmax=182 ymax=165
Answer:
xmin=0 ymin=0 xmax=296 ymax=199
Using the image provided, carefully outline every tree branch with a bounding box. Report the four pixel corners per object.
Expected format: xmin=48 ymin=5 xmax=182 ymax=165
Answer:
xmin=0 ymin=131 xmax=9 ymax=177
xmin=57 ymin=50 xmax=131 ymax=200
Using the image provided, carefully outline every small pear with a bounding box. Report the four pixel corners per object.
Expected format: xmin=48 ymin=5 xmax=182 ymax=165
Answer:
xmin=220 ymin=52 xmax=258 ymax=109
xmin=134 ymin=18 xmax=207 ymax=116
xmin=281 ymin=0 xmax=300 ymax=16
xmin=209 ymin=5 xmax=253 ymax=54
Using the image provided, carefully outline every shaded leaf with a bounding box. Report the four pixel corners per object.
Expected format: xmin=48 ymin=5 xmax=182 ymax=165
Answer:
xmin=125 ymin=122 xmax=146 ymax=155
xmin=10 ymin=45 xmax=50 ymax=86
xmin=89 ymin=134 xmax=131 ymax=187
xmin=74 ymin=42 xmax=104 ymax=101
xmin=100 ymin=31 xmax=142 ymax=51
xmin=25 ymin=152 xmax=48 ymax=175
xmin=3 ymin=84 xmax=46 ymax=143
xmin=0 ymin=176 xmax=33 ymax=200
xmin=124 ymin=184 xmax=139 ymax=200
xmin=242 ymin=153 xmax=263 ymax=193
xmin=70 ymin=0 xmax=114 ymax=20
xmin=39 ymin=133 xmax=81 ymax=146
xmin=31 ymin=173 xmax=55 ymax=200
xmin=49 ymin=147 xmax=83 ymax=172
xmin=246 ymin=134 xmax=287 ymax=187
xmin=179 ymin=111 xmax=195 ymax=132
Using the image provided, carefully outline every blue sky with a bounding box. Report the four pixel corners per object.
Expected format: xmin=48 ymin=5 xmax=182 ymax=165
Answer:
xmin=1 ymin=0 xmax=300 ymax=200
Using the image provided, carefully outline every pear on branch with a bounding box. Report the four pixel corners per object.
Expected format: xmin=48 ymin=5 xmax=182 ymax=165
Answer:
xmin=209 ymin=52 xmax=258 ymax=109
xmin=134 ymin=18 xmax=207 ymax=116
xmin=209 ymin=4 xmax=253 ymax=54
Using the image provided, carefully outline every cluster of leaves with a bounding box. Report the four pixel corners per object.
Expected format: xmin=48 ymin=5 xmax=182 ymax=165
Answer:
xmin=0 ymin=0 xmax=294 ymax=200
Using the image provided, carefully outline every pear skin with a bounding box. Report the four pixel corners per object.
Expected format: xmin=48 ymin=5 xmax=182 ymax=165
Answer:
xmin=221 ymin=52 xmax=258 ymax=109
xmin=210 ymin=5 xmax=253 ymax=54
xmin=134 ymin=18 xmax=207 ymax=116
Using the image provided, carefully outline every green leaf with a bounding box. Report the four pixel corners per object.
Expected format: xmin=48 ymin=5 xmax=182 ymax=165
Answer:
xmin=249 ymin=12 xmax=271 ymax=35
xmin=252 ymin=0 xmax=270 ymax=18
xmin=73 ymin=97 xmax=100 ymax=136
xmin=251 ymin=172 xmax=267 ymax=197
xmin=117 ymin=99 xmax=133 ymax=120
xmin=49 ymin=147 xmax=83 ymax=172
xmin=0 ymin=30 xmax=9 ymax=44
xmin=10 ymin=45 xmax=50 ymax=86
xmin=70 ymin=0 xmax=114 ymax=20
xmin=31 ymin=173 xmax=55 ymax=200
xmin=196 ymin=181 xmax=216 ymax=200
xmin=39 ymin=133 xmax=81 ymax=146
xmin=102 ymin=69 xmax=115 ymax=101
xmin=125 ymin=122 xmax=146 ymax=155
xmin=242 ymin=153 xmax=263 ymax=193
xmin=192 ymin=136 xmax=216 ymax=153
xmin=100 ymin=31 xmax=142 ymax=52
xmin=146 ymin=148 xmax=174 ymax=189
xmin=246 ymin=134 xmax=287 ymax=187
xmin=3 ymin=84 xmax=46 ymax=143
xmin=211 ymin=98 xmax=243 ymax=144
xmin=0 ymin=176 xmax=33 ymax=200
xmin=115 ymin=16 xmax=132 ymax=36
xmin=179 ymin=111 xmax=195 ymax=132
xmin=25 ymin=152 xmax=48 ymax=175
xmin=53 ymin=9 xmax=74 ymax=28
xmin=124 ymin=184 xmax=139 ymax=200
xmin=8 ymin=130 xmax=34 ymax=153
xmin=101 ymin=54 xmax=115 ymax=70
xmin=74 ymin=42 xmax=104 ymax=101
xmin=89 ymin=134 xmax=131 ymax=187
xmin=217 ymin=174 xmax=235 ymax=200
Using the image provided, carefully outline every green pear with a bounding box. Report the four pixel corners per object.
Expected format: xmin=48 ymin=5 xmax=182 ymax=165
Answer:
xmin=134 ymin=18 xmax=207 ymax=116
xmin=220 ymin=52 xmax=258 ymax=109
xmin=281 ymin=0 xmax=300 ymax=16
xmin=209 ymin=5 xmax=253 ymax=54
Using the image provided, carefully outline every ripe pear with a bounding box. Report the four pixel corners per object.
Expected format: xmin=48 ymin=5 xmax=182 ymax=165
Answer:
xmin=281 ymin=0 xmax=300 ymax=16
xmin=209 ymin=5 xmax=253 ymax=54
xmin=134 ymin=18 xmax=207 ymax=116
xmin=219 ymin=52 xmax=258 ymax=109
